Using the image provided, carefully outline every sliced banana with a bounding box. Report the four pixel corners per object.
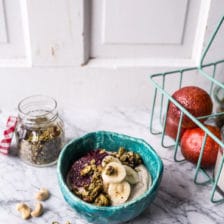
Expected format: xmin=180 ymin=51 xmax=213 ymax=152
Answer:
xmin=108 ymin=181 xmax=131 ymax=206
xmin=128 ymin=164 xmax=152 ymax=201
xmin=124 ymin=165 xmax=139 ymax=184
xmin=101 ymin=162 xmax=126 ymax=183
xmin=101 ymin=155 xmax=121 ymax=167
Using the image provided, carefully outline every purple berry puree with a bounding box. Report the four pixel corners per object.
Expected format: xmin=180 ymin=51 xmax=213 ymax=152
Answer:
xmin=67 ymin=149 xmax=108 ymax=188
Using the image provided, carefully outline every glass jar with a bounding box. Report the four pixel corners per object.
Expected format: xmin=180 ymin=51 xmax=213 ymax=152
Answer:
xmin=213 ymin=84 xmax=224 ymax=128
xmin=15 ymin=95 xmax=65 ymax=167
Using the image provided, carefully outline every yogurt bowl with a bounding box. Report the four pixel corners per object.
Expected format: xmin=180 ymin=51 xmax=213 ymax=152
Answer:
xmin=57 ymin=131 xmax=163 ymax=224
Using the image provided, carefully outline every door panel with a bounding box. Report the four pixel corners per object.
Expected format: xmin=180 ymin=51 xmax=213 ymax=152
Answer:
xmin=90 ymin=0 xmax=209 ymax=67
xmin=0 ymin=0 xmax=7 ymax=43
xmin=0 ymin=0 xmax=27 ymax=64
xmin=103 ymin=0 xmax=188 ymax=45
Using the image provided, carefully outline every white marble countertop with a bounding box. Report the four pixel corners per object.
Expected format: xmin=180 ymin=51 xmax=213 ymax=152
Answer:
xmin=1 ymin=107 xmax=224 ymax=224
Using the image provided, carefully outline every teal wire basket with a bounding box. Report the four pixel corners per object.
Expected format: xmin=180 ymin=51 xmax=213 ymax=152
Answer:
xmin=149 ymin=16 xmax=224 ymax=203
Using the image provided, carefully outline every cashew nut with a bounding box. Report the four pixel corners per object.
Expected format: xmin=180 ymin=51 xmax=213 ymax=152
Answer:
xmin=16 ymin=203 xmax=31 ymax=220
xmin=35 ymin=188 xmax=50 ymax=201
xmin=31 ymin=202 xmax=43 ymax=217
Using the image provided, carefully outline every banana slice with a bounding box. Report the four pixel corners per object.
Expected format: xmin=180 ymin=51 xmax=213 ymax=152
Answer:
xmin=101 ymin=162 xmax=126 ymax=183
xmin=124 ymin=165 xmax=139 ymax=184
xmin=102 ymin=155 xmax=121 ymax=167
xmin=128 ymin=164 xmax=152 ymax=201
xmin=108 ymin=181 xmax=131 ymax=206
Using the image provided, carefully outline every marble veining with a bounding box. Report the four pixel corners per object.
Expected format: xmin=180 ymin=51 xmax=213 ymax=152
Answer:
xmin=0 ymin=107 xmax=224 ymax=224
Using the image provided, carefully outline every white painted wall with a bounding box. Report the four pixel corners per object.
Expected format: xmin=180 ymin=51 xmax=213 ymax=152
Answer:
xmin=0 ymin=0 xmax=223 ymax=111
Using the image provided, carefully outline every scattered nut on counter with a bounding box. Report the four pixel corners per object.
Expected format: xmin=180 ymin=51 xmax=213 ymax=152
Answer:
xmin=16 ymin=203 xmax=31 ymax=220
xmin=31 ymin=202 xmax=43 ymax=217
xmin=35 ymin=188 xmax=50 ymax=201
xmin=16 ymin=188 xmax=50 ymax=220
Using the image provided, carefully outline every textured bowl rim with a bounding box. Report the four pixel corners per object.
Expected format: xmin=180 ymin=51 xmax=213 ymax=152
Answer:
xmin=57 ymin=130 xmax=163 ymax=211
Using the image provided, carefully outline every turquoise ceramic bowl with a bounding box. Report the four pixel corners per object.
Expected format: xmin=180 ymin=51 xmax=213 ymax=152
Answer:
xmin=57 ymin=131 xmax=163 ymax=224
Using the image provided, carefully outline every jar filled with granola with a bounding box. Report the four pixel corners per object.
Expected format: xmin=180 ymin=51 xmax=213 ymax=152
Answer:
xmin=15 ymin=95 xmax=65 ymax=167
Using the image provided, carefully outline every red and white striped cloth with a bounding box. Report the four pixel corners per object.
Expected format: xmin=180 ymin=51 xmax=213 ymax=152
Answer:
xmin=0 ymin=116 xmax=18 ymax=154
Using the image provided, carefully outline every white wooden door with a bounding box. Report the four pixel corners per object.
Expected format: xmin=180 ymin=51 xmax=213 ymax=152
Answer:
xmin=0 ymin=0 xmax=223 ymax=109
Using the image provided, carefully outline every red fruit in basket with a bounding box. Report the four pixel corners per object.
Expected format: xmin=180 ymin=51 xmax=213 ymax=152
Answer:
xmin=165 ymin=115 xmax=186 ymax=140
xmin=168 ymin=86 xmax=213 ymax=128
xmin=165 ymin=86 xmax=213 ymax=139
xmin=180 ymin=125 xmax=221 ymax=168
